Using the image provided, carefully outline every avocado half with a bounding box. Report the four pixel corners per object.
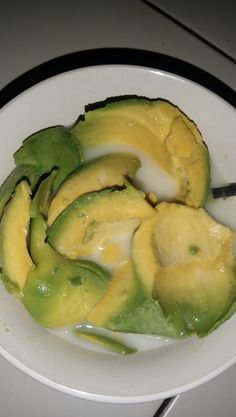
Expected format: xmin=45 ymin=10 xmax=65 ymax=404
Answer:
xmin=72 ymin=97 xmax=210 ymax=207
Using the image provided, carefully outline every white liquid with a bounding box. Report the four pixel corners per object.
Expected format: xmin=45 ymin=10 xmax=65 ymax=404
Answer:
xmin=79 ymin=220 xmax=138 ymax=272
xmin=85 ymin=143 xmax=178 ymax=201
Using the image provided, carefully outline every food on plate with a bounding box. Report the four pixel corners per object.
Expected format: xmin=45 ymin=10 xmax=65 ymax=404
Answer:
xmin=74 ymin=327 xmax=137 ymax=355
xmin=48 ymin=153 xmax=140 ymax=226
xmin=133 ymin=202 xmax=236 ymax=336
xmin=48 ymin=183 xmax=155 ymax=259
xmin=0 ymin=96 xmax=235 ymax=353
xmin=72 ymin=98 xmax=210 ymax=207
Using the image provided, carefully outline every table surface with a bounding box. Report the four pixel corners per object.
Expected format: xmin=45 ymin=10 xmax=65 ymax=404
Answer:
xmin=0 ymin=1 xmax=235 ymax=416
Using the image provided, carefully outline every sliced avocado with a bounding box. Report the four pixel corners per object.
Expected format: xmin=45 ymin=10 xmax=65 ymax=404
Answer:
xmin=48 ymin=153 xmax=140 ymax=226
xmin=87 ymin=261 xmax=138 ymax=326
xmin=48 ymin=183 xmax=155 ymax=260
xmin=87 ymin=261 xmax=183 ymax=337
xmin=132 ymin=216 xmax=158 ymax=298
xmin=22 ymin=214 xmax=111 ymax=327
xmin=0 ymin=181 xmax=33 ymax=292
xmin=73 ymin=327 xmax=137 ymax=355
xmin=0 ymin=164 xmax=39 ymax=218
xmin=133 ymin=202 xmax=236 ymax=336
xmin=22 ymin=175 xmax=111 ymax=328
xmin=14 ymin=126 xmax=83 ymax=189
xmin=72 ymin=97 xmax=210 ymax=207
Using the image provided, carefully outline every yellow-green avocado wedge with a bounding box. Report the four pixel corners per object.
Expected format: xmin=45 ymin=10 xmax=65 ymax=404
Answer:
xmin=133 ymin=202 xmax=236 ymax=336
xmin=72 ymin=98 xmax=210 ymax=207
xmin=0 ymin=181 xmax=33 ymax=293
xmin=48 ymin=153 xmax=140 ymax=226
xmin=48 ymin=183 xmax=155 ymax=260
xmin=22 ymin=174 xmax=111 ymax=328
xmin=22 ymin=216 xmax=111 ymax=327
xmin=87 ymin=261 xmax=138 ymax=327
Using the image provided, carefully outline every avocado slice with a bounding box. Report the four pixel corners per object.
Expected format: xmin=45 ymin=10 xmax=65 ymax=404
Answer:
xmin=132 ymin=216 xmax=158 ymax=298
xmin=0 ymin=181 xmax=33 ymax=293
xmin=72 ymin=97 xmax=210 ymax=207
xmin=48 ymin=153 xmax=141 ymax=226
xmin=87 ymin=261 xmax=138 ymax=326
xmin=22 ymin=215 xmax=111 ymax=327
xmin=133 ymin=202 xmax=236 ymax=336
xmin=48 ymin=183 xmax=155 ymax=260
xmin=73 ymin=327 xmax=137 ymax=355
xmin=0 ymin=164 xmax=39 ymax=219
xmin=22 ymin=173 xmax=111 ymax=328
xmin=14 ymin=126 xmax=83 ymax=189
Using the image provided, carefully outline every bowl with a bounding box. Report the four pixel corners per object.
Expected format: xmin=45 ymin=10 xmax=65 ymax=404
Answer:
xmin=0 ymin=50 xmax=235 ymax=404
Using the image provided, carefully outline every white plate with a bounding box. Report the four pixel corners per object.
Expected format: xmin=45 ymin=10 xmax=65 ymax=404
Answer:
xmin=0 ymin=63 xmax=235 ymax=404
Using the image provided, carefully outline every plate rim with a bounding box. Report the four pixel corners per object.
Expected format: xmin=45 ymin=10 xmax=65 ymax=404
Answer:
xmin=0 ymin=48 xmax=235 ymax=110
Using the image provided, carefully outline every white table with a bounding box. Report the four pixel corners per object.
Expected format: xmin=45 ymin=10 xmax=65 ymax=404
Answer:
xmin=0 ymin=1 xmax=235 ymax=416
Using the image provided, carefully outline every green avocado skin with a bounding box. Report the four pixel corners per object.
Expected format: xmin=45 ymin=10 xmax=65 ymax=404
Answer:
xmin=14 ymin=126 xmax=83 ymax=189
xmin=105 ymin=294 xmax=187 ymax=338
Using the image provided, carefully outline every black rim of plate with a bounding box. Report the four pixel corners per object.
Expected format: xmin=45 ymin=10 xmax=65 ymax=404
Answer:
xmin=0 ymin=47 xmax=235 ymax=109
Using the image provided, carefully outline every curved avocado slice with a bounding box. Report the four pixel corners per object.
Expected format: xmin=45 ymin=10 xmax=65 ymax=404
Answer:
xmin=14 ymin=126 xmax=83 ymax=189
xmin=87 ymin=261 xmax=138 ymax=327
xmin=22 ymin=215 xmax=111 ymax=327
xmin=48 ymin=183 xmax=155 ymax=260
xmin=73 ymin=327 xmax=137 ymax=355
xmin=48 ymin=153 xmax=141 ymax=226
xmin=132 ymin=216 xmax=158 ymax=298
xmin=133 ymin=202 xmax=236 ymax=336
xmin=72 ymin=98 xmax=210 ymax=207
xmin=0 ymin=181 xmax=33 ymax=292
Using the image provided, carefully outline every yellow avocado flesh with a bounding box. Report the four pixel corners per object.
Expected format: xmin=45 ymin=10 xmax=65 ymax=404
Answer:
xmin=48 ymin=185 xmax=155 ymax=260
xmin=132 ymin=217 xmax=158 ymax=297
xmin=48 ymin=153 xmax=140 ymax=226
xmin=72 ymin=99 xmax=210 ymax=207
xmin=0 ymin=181 xmax=33 ymax=291
xmin=133 ymin=202 xmax=236 ymax=335
xmin=87 ymin=261 xmax=137 ymax=327
xmin=153 ymin=203 xmax=234 ymax=267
